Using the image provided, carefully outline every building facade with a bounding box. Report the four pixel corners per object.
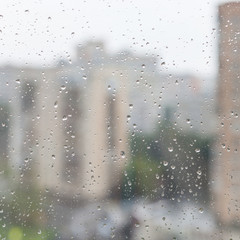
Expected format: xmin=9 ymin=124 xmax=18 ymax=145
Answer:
xmin=212 ymin=2 xmax=240 ymax=225
xmin=9 ymin=42 xmax=129 ymax=201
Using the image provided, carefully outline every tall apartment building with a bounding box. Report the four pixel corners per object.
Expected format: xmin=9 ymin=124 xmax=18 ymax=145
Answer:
xmin=212 ymin=2 xmax=240 ymax=225
xmin=9 ymin=42 xmax=129 ymax=200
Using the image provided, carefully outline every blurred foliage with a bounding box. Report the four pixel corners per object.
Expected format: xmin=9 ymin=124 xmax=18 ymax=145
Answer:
xmin=0 ymin=103 xmax=9 ymax=134
xmin=8 ymin=226 xmax=23 ymax=240
xmin=122 ymin=154 xmax=162 ymax=200
xmin=0 ymin=103 xmax=10 ymax=176
xmin=0 ymin=183 xmax=56 ymax=239
xmin=0 ymin=184 xmax=53 ymax=230
xmin=0 ymin=225 xmax=55 ymax=240
xmin=121 ymin=120 xmax=213 ymax=202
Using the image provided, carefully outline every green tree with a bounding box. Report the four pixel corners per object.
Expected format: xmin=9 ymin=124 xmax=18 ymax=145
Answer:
xmin=121 ymin=121 xmax=212 ymax=203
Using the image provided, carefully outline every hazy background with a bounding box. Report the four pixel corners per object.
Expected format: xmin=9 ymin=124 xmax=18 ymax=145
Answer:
xmin=0 ymin=1 xmax=237 ymax=239
xmin=0 ymin=0 xmax=235 ymax=86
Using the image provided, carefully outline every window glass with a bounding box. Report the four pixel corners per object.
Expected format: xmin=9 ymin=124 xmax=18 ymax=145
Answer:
xmin=0 ymin=1 xmax=239 ymax=239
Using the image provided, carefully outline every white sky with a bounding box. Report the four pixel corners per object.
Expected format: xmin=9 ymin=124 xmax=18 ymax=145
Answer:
xmin=0 ymin=0 xmax=236 ymax=82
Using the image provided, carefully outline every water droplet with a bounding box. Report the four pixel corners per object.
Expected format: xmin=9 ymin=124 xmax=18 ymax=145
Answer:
xmin=54 ymin=101 xmax=58 ymax=108
xmin=168 ymin=147 xmax=173 ymax=152
xmin=163 ymin=161 xmax=168 ymax=166
xmin=120 ymin=151 xmax=125 ymax=158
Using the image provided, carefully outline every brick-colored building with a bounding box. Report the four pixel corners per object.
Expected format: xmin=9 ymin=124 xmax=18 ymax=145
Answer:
xmin=213 ymin=2 xmax=240 ymax=225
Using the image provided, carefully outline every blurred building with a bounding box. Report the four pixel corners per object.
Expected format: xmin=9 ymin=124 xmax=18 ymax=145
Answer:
xmin=0 ymin=66 xmax=17 ymax=191
xmin=153 ymin=73 xmax=216 ymax=135
xmin=6 ymin=40 xmax=217 ymax=204
xmin=9 ymin=42 xmax=129 ymax=201
xmin=125 ymin=57 xmax=216 ymax=135
xmin=212 ymin=2 xmax=240 ymax=225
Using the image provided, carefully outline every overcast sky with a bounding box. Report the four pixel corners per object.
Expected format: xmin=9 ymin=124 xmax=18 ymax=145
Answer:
xmin=0 ymin=0 xmax=235 ymax=83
